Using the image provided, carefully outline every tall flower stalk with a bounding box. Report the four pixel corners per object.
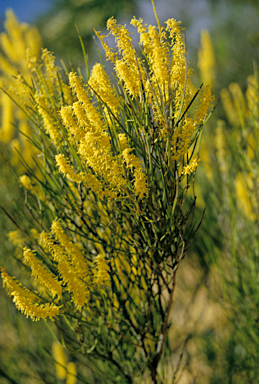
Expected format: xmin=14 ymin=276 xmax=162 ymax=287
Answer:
xmin=1 ymin=5 xmax=214 ymax=383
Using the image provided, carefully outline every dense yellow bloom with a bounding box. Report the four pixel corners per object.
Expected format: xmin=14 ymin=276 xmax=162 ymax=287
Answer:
xmin=88 ymin=63 xmax=120 ymax=119
xmin=198 ymin=29 xmax=216 ymax=87
xmin=55 ymin=154 xmax=105 ymax=198
xmin=52 ymin=342 xmax=67 ymax=380
xmin=23 ymin=248 xmax=62 ymax=298
xmin=1 ymin=267 xmax=61 ymax=321
xmin=182 ymin=156 xmax=200 ymax=176
xmin=106 ymin=17 xmax=143 ymax=98
xmin=166 ymin=18 xmax=193 ymax=113
xmin=122 ymin=148 xmax=148 ymax=199
xmin=40 ymin=228 xmax=90 ymax=309
xmin=55 ymin=154 xmax=85 ymax=183
xmin=60 ymin=106 xmax=85 ymax=141
xmin=0 ymin=10 xmax=40 ymax=65
xmin=41 ymin=48 xmax=58 ymax=83
xmin=171 ymin=117 xmax=195 ymax=161
xmin=35 ymin=93 xmax=62 ymax=145
xmin=51 ymin=219 xmax=88 ymax=277
xmin=0 ymin=10 xmax=42 ymax=167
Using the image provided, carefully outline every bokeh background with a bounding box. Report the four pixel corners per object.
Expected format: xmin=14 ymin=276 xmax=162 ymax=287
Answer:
xmin=1 ymin=0 xmax=259 ymax=383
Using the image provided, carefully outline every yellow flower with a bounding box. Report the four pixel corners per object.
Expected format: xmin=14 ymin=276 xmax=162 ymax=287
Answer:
xmin=182 ymin=156 xmax=200 ymax=176
xmin=235 ymin=173 xmax=256 ymax=222
xmin=95 ymin=254 xmax=110 ymax=286
xmin=66 ymin=362 xmax=77 ymax=384
xmin=19 ymin=174 xmax=33 ymax=190
xmin=52 ymin=342 xmax=67 ymax=380
xmin=88 ymin=63 xmax=120 ymax=120
xmin=1 ymin=267 xmax=61 ymax=321
xmin=23 ymin=248 xmax=62 ymax=298
xmin=7 ymin=230 xmax=24 ymax=248
xmin=198 ymin=29 xmax=216 ymax=87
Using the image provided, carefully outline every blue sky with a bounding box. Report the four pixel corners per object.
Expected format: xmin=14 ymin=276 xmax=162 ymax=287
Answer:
xmin=0 ymin=0 xmax=52 ymax=24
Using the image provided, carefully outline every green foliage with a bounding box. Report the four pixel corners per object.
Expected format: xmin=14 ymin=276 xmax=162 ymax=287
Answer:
xmin=36 ymin=0 xmax=137 ymax=66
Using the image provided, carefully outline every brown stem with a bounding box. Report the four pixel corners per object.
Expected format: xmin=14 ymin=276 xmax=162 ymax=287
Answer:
xmin=149 ymin=241 xmax=185 ymax=382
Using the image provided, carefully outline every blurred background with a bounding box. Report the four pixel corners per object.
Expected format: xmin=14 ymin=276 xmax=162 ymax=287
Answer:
xmin=1 ymin=0 xmax=259 ymax=383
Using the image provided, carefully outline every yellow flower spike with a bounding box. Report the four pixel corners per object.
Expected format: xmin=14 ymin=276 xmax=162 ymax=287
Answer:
xmin=166 ymin=19 xmax=188 ymax=87
xmin=7 ymin=231 xmax=25 ymax=248
xmin=57 ymin=259 xmax=90 ymax=309
xmin=247 ymin=132 xmax=256 ymax=161
xmin=229 ymin=82 xmax=248 ymax=127
xmin=35 ymin=93 xmax=62 ymax=145
xmin=26 ymin=48 xmax=38 ymax=71
xmin=52 ymin=341 xmax=67 ymax=380
xmin=1 ymin=267 xmax=61 ymax=321
xmin=78 ymin=131 xmax=126 ymax=194
xmin=56 ymin=154 xmax=107 ymax=198
xmin=72 ymin=101 xmax=91 ymax=129
xmin=105 ymin=17 xmax=144 ymax=98
xmin=60 ymin=105 xmax=85 ymax=141
xmin=118 ymin=133 xmax=129 ymax=151
xmin=134 ymin=169 xmax=148 ymax=199
xmin=0 ymin=91 xmax=14 ymax=142
xmin=24 ymin=26 xmax=42 ymax=58
xmin=235 ymin=173 xmax=256 ymax=222
xmin=195 ymin=85 xmax=214 ymax=125
xmin=246 ymin=74 xmax=258 ymax=115
xmin=66 ymin=362 xmax=77 ymax=384
xmin=171 ymin=117 xmax=195 ymax=161
xmin=88 ymin=63 xmax=120 ymax=119
xmin=41 ymin=48 xmax=58 ymax=83
xmin=30 ymin=228 xmax=40 ymax=240
xmin=51 ymin=219 xmax=89 ymax=276
xmin=19 ymin=175 xmax=33 ymax=191
xmin=146 ymin=24 xmax=170 ymax=88
xmin=122 ymin=147 xmax=148 ymax=198
xmin=23 ymin=248 xmax=62 ymax=298
xmin=198 ymin=29 xmax=216 ymax=87
xmin=94 ymin=30 xmax=118 ymax=64
xmin=1 ymin=10 xmax=27 ymax=64
xmin=220 ymin=88 xmax=239 ymax=126
xmin=181 ymin=156 xmax=200 ymax=176
xmin=95 ymin=254 xmax=111 ymax=286
xmin=55 ymin=154 xmax=85 ymax=183
xmin=39 ymin=230 xmax=90 ymax=309
xmin=19 ymin=120 xmax=39 ymax=165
